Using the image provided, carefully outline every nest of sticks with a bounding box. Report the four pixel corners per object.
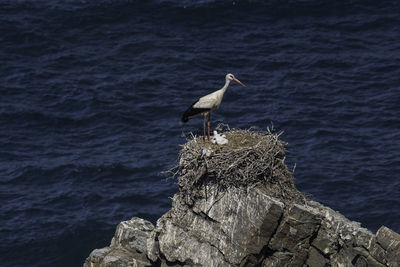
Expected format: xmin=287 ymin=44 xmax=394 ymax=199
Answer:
xmin=171 ymin=128 xmax=305 ymax=204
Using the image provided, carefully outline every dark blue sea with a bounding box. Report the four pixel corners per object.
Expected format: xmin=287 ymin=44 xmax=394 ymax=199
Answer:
xmin=1 ymin=0 xmax=399 ymax=266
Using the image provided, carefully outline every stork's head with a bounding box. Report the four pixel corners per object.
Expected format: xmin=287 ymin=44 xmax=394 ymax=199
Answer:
xmin=226 ymin=73 xmax=246 ymax=87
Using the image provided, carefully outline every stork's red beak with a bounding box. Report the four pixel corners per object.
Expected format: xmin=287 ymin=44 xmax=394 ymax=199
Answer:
xmin=233 ymin=77 xmax=246 ymax=87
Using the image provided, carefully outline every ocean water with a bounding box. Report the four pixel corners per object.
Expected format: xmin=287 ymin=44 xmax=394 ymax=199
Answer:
xmin=1 ymin=0 xmax=399 ymax=266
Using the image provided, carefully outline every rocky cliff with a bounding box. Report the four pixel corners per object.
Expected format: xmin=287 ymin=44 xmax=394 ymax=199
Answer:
xmin=84 ymin=130 xmax=400 ymax=267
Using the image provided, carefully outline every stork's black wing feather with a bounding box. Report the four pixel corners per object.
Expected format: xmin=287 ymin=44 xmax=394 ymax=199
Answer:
xmin=181 ymin=100 xmax=210 ymax=123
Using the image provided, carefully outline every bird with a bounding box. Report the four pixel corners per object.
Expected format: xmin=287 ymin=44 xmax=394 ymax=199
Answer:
xmin=181 ymin=73 xmax=246 ymax=143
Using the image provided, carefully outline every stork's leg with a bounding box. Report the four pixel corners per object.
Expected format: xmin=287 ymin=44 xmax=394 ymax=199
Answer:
xmin=203 ymin=114 xmax=207 ymax=143
xmin=207 ymin=113 xmax=211 ymax=142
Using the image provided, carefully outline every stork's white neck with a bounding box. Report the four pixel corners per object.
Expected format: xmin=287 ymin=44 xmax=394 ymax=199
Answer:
xmin=221 ymin=79 xmax=231 ymax=93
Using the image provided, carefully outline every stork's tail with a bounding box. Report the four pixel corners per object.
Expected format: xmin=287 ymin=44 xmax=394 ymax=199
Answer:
xmin=181 ymin=115 xmax=189 ymax=123
xmin=181 ymin=101 xmax=196 ymax=123
xmin=181 ymin=100 xmax=210 ymax=123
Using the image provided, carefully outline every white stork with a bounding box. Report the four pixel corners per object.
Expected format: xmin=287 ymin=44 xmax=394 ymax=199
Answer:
xmin=181 ymin=73 xmax=246 ymax=142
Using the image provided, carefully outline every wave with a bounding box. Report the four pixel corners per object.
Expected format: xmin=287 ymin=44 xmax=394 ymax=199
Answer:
xmin=0 ymin=162 xmax=153 ymax=184
xmin=2 ymin=0 xmax=399 ymax=15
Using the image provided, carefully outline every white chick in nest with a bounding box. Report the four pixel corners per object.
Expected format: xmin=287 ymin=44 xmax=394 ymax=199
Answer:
xmin=212 ymin=130 xmax=228 ymax=145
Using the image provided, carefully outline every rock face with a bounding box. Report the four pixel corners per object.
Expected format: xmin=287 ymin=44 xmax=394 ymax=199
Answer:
xmin=84 ymin=131 xmax=400 ymax=266
xmin=84 ymin=217 xmax=154 ymax=267
xmin=84 ymin=186 xmax=400 ymax=267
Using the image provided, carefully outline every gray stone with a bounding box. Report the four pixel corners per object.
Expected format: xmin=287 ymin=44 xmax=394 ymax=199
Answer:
xmin=150 ymin=186 xmax=285 ymax=266
xmin=110 ymin=217 xmax=154 ymax=254
xmin=86 ymin=247 xmax=111 ymax=265
xmin=269 ymin=204 xmax=321 ymax=252
xmin=311 ymin=226 xmax=337 ymax=256
xmin=306 ymin=246 xmax=328 ymax=267
xmin=262 ymin=252 xmax=293 ymax=266
xmin=84 ymin=246 xmax=151 ymax=267
xmin=376 ymin=226 xmax=400 ymax=266
xmin=84 ymin=217 xmax=154 ymax=267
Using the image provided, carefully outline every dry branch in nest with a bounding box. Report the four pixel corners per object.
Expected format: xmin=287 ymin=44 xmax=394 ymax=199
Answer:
xmin=172 ymin=128 xmax=305 ymax=205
